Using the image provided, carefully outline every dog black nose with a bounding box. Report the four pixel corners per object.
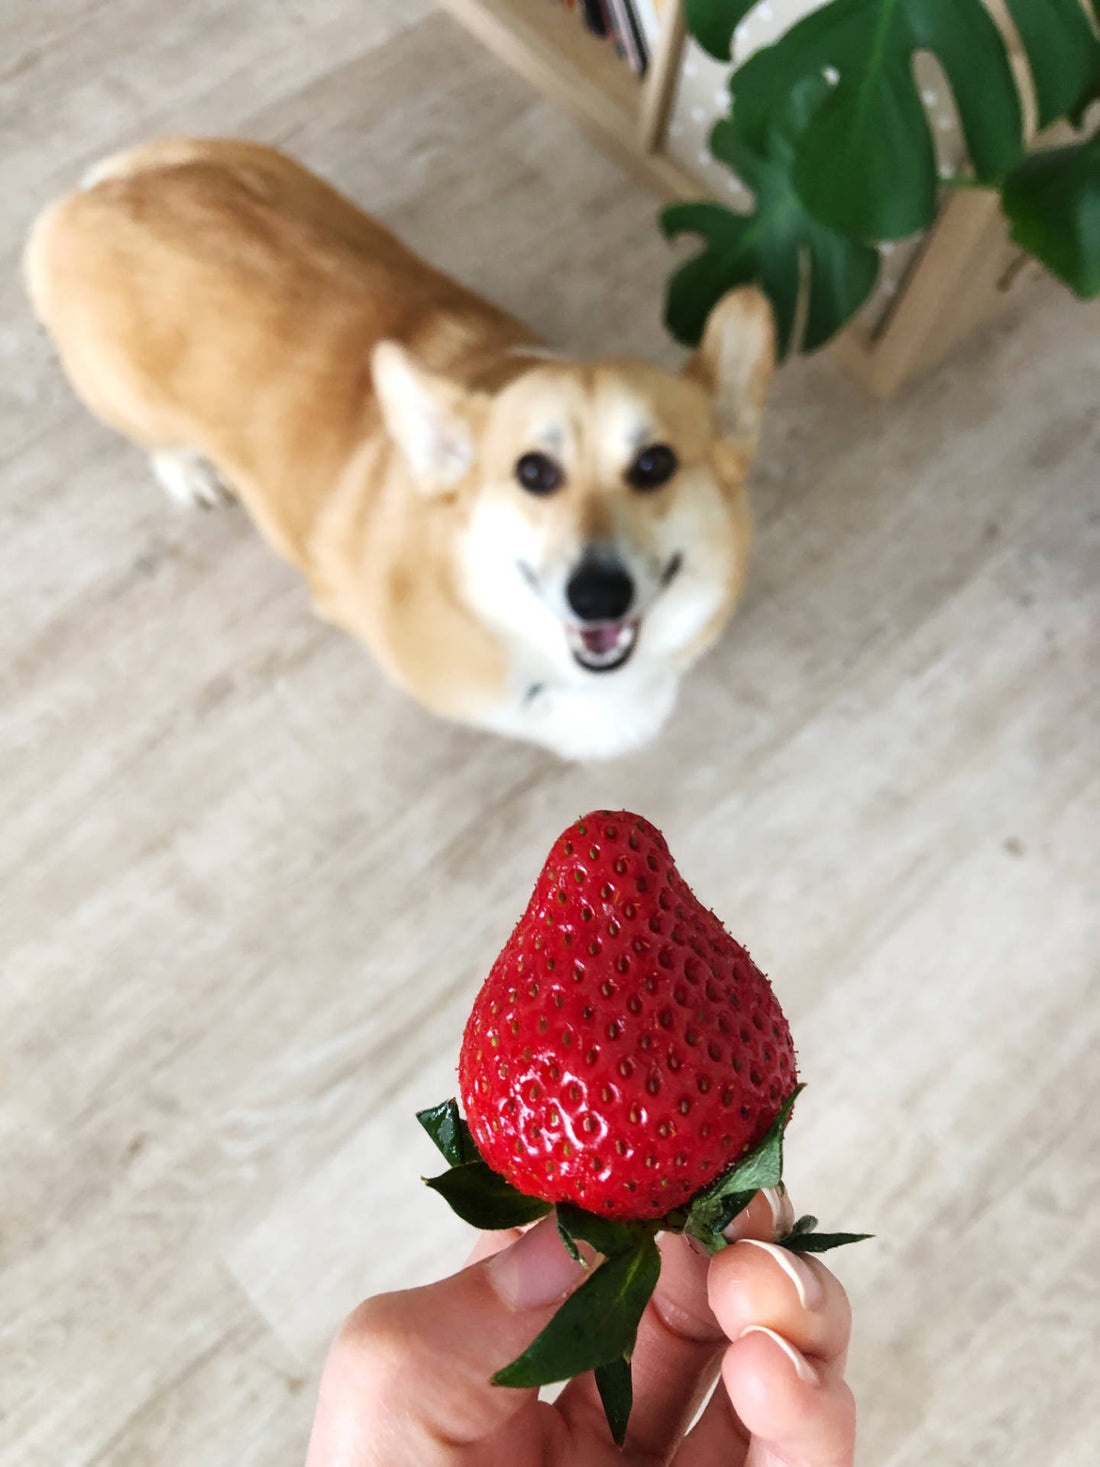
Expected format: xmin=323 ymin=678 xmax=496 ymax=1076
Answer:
xmin=566 ymin=560 xmax=635 ymax=622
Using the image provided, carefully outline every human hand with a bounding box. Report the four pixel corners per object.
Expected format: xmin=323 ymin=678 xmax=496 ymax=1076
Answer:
xmin=304 ymin=1187 xmax=855 ymax=1466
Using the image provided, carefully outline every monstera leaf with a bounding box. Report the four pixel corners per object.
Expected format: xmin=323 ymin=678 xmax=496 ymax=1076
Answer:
xmin=673 ymin=0 xmax=1100 ymax=359
xmin=686 ymin=0 xmax=1100 ymax=243
xmin=1002 ymin=134 xmax=1100 ymax=298
xmin=682 ymin=0 xmax=755 ymax=61
xmin=726 ymin=0 xmax=1023 ymax=240
xmin=661 ymin=75 xmax=879 ymax=355
xmin=1003 ymin=0 xmax=1100 ymax=129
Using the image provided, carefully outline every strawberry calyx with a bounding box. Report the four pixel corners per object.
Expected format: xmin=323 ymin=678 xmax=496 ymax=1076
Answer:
xmin=417 ymin=1090 xmax=870 ymax=1447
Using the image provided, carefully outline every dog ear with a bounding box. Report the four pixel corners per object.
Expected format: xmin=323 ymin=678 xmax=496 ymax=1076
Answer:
xmin=371 ymin=342 xmax=481 ymax=493
xmin=684 ymin=286 xmax=776 ymax=449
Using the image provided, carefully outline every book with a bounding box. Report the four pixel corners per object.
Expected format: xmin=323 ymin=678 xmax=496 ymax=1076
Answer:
xmin=606 ymin=0 xmax=649 ymax=73
xmin=579 ymin=0 xmax=608 ymax=35
xmin=632 ymin=0 xmax=661 ymax=46
xmin=599 ymin=0 xmax=623 ymax=56
xmin=623 ymin=0 xmax=650 ymax=70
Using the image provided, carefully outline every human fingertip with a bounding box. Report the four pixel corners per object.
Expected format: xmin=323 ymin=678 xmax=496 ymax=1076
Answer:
xmin=736 ymin=1238 xmax=825 ymax=1310
xmin=763 ymin=1185 xmax=795 ymax=1236
xmin=485 ymin=1214 xmax=588 ymax=1310
xmin=466 ymin=1227 xmax=524 ymax=1267
xmin=736 ymin=1325 xmax=820 ymax=1386
xmin=721 ymin=1186 xmax=795 ymax=1243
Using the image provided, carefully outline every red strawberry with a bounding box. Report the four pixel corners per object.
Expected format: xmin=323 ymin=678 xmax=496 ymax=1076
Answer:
xmin=420 ymin=812 xmax=866 ymax=1447
xmin=458 ymin=810 xmax=797 ymax=1220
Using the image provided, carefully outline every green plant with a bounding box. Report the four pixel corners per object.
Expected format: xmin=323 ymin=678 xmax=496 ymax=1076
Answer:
xmin=664 ymin=0 xmax=1100 ymax=356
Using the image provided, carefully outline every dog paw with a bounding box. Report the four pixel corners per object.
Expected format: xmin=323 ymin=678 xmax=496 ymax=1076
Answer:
xmin=151 ymin=449 xmax=235 ymax=509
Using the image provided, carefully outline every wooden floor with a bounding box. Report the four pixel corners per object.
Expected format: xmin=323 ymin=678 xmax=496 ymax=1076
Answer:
xmin=3 ymin=4 xmax=1099 ymax=1464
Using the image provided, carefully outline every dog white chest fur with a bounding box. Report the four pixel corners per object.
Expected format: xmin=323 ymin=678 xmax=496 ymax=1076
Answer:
xmin=25 ymin=138 xmax=775 ymax=761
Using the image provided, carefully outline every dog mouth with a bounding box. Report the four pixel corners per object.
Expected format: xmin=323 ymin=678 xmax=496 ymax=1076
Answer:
xmin=566 ymin=618 xmax=640 ymax=673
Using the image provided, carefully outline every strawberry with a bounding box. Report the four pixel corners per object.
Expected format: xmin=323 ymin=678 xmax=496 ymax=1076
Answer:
xmin=416 ymin=811 xmax=869 ymax=1448
xmin=458 ymin=811 xmax=798 ymax=1219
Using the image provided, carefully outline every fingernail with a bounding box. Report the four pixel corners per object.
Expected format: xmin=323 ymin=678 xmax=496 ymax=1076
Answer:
xmin=737 ymin=1239 xmax=825 ymax=1311
xmin=737 ymin=1325 xmax=820 ymax=1385
xmin=721 ymin=1186 xmax=794 ymax=1244
xmin=721 ymin=1204 xmax=759 ymax=1243
xmin=486 ymin=1216 xmax=587 ymax=1310
xmin=758 ymin=1187 xmax=783 ymax=1234
xmin=761 ymin=1186 xmax=795 ymax=1237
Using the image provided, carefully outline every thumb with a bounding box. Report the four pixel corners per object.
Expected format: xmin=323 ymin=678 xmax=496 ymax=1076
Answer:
xmin=305 ymin=1215 xmax=589 ymax=1466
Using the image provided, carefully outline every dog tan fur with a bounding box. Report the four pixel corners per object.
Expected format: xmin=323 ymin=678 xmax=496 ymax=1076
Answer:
xmin=25 ymin=138 xmax=774 ymax=758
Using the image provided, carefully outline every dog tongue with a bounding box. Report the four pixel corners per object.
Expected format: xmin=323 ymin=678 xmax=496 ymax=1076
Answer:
xmin=581 ymin=624 xmax=622 ymax=655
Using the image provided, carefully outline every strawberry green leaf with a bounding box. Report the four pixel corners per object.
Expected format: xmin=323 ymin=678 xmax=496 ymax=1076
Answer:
xmin=661 ymin=80 xmax=879 ymax=355
xmin=1003 ymin=0 xmax=1100 ymax=130
xmin=425 ymin=1160 xmax=552 ymax=1230
xmin=556 ymin=1215 xmax=585 ymax=1265
xmin=710 ymin=1192 xmax=759 ymax=1246
xmin=683 ymin=0 xmax=757 ymax=61
xmin=781 ymin=1230 xmax=874 ymax=1254
xmin=706 ymin=1085 xmax=802 ymax=1196
xmin=1001 ymin=135 xmax=1100 ymax=300
xmin=417 ymin=1099 xmax=480 ymax=1167
xmin=492 ymin=1234 xmax=661 ymax=1389
xmin=555 ymin=1202 xmax=655 ymax=1260
xmin=594 ymin=1355 xmax=634 ymax=1447
xmin=787 ymin=1214 xmax=819 ymax=1237
xmin=683 ymin=1085 xmax=802 ymax=1246
xmin=731 ymin=0 xmax=1023 ymax=240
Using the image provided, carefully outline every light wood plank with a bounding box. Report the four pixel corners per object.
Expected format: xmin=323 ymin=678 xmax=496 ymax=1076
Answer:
xmin=637 ymin=0 xmax=687 ymax=154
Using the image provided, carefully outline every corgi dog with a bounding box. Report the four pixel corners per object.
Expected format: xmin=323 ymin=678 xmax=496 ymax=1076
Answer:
xmin=25 ymin=138 xmax=774 ymax=760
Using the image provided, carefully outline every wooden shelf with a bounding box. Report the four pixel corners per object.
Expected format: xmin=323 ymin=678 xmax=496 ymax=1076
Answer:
xmin=439 ymin=0 xmax=701 ymax=199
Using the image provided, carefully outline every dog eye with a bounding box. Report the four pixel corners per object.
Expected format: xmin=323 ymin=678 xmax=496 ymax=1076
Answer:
xmin=626 ymin=443 xmax=678 ymax=490
xmin=515 ymin=451 xmax=564 ymax=495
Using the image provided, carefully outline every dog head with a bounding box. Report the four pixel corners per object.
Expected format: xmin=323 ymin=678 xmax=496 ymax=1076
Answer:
xmin=371 ymin=287 xmax=774 ymax=686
